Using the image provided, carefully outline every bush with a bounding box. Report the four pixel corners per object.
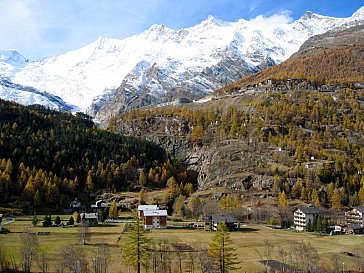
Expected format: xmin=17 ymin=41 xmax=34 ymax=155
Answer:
xmin=55 ymin=216 xmax=61 ymax=225
xmin=43 ymin=215 xmax=52 ymax=227
xmin=68 ymin=216 xmax=74 ymax=225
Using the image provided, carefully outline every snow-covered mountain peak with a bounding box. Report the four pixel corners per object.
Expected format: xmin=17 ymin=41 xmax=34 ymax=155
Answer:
xmin=1 ymin=7 xmax=363 ymax=117
xmin=352 ymin=6 xmax=364 ymax=18
xmin=0 ymin=50 xmax=28 ymax=64
xmin=0 ymin=50 xmax=29 ymax=77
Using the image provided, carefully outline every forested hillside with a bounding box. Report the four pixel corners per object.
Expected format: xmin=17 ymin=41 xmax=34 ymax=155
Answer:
xmin=0 ymin=100 xmax=197 ymax=211
xmin=110 ymin=87 xmax=364 ymax=209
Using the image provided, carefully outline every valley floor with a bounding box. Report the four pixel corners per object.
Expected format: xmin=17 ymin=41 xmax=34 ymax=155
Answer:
xmin=1 ymin=215 xmax=364 ymax=272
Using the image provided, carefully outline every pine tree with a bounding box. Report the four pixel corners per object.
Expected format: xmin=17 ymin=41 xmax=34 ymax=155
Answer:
xmin=123 ymin=214 xmax=150 ymax=273
xmin=331 ymin=188 xmax=342 ymax=209
xmin=359 ymin=185 xmax=364 ymax=205
xmin=139 ymin=169 xmax=147 ymax=186
xmin=86 ymin=171 xmax=93 ymax=193
xmin=33 ymin=189 xmax=42 ymax=208
xmin=175 ymin=194 xmax=184 ymax=217
xmin=108 ymin=200 xmax=118 ymax=219
xmin=139 ymin=188 xmax=146 ymax=204
xmin=208 ymin=222 xmax=240 ymax=273
xmin=311 ymin=188 xmax=321 ymax=207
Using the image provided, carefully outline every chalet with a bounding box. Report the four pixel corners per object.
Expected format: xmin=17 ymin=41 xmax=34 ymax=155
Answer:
xmin=69 ymin=198 xmax=82 ymax=209
xmin=345 ymin=206 xmax=364 ymax=227
xmin=142 ymin=210 xmax=168 ymax=229
xmin=137 ymin=205 xmax=158 ymax=217
xmin=211 ymin=214 xmax=236 ymax=231
xmin=80 ymin=213 xmax=99 ymax=226
xmin=342 ymin=224 xmax=364 ymax=234
xmin=293 ymin=206 xmax=326 ymax=231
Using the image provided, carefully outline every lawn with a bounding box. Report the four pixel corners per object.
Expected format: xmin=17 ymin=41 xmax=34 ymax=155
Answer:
xmin=1 ymin=217 xmax=364 ymax=272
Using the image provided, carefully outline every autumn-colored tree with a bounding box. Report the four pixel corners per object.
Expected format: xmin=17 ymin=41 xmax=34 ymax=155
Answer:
xmin=331 ymin=188 xmax=342 ymax=209
xmin=358 ymin=185 xmax=364 ymax=205
xmin=139 ymin=188 xmax=146 ymax=204
xmin=123 ymin=214 xmax=150 ymax=273
xmin=278 ymin=191 xmax=288 ymax=207
xmin=191 ymin=124 xmax=204 ymax=144
xmin=139 ymin=169 xmax=147 ymax=186
xmin=311 ymin=188 xmax=321 ymax=207
xmin=175 ymin=194 xmax=184 ymax=217
xmin=108 ymin=200 xmax=118 ymax=219
xmin=208 ymin=222 xmax=240 ymax=273
xmin=187 ymin=196 xmax=202 ymax=218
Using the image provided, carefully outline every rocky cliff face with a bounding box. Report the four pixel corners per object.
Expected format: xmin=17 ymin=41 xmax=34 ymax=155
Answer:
xmin=114 ymin=116 xmax=276 ymax=192
xmin=186 ymin=141 xmax=274 ymax=191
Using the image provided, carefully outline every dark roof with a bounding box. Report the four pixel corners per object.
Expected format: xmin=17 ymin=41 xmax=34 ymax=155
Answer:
xmin=353 ymin=206 xmax=364 ymax=213
xmin=212 ymin=214 xmax=236 ymax=224
xmin=347 ymin=224 xmax=364 ymax=230
xmin=294 ymin=206 xmax=326 ymax=215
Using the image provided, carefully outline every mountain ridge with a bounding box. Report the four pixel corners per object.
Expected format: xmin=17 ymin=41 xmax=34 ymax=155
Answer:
xmin=0 ymin=7 xmax=363 ymax=119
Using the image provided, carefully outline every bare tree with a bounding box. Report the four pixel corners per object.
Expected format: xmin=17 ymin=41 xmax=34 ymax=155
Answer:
xmin=58 ymin=244 xmax=88 ymax=273
xmin=92 ymin=245 xmax=109 ymax=273
xmin=20 ymin=230 xmax=39 ymax=273
xmin=79 ymin=217 xmax=90 ymax=245
xmin=37 ymin=250 xmax=50 ymax=273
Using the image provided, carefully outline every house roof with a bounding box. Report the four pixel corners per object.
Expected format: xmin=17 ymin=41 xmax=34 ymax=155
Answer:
xmin=353 ymin=206 xmax=364 ymax=213
xmin=212 ymin=214 xmax=236 ymax=224
xmin=138 ymin=205 xmax=158 ymax=211
xmin=143 ymin=210 xmax=168 ymax=216
xmin=347 ymin=224 xmax=364 ymax=230
xmin=294 ymin=206 xmax=325 ymax=215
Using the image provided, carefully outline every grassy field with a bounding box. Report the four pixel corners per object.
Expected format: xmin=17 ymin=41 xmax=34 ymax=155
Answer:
xmin=1 ymin=216 xmax=364 ymax=272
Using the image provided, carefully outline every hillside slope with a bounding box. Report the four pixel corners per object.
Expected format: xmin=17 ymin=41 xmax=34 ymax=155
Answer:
xmin=219 ymin=24 xmax=364 ymax=92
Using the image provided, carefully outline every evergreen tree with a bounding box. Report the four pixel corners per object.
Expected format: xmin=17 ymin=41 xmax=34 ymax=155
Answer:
xmin=331 ymin=188 xmax=342 ymax=209
xmin=175 ymin=194 xmax=184 ymax=217
xmin=311 ymin=188 xmax=321 ymax=207
xmin=139 ymin=188 xmax=146 ymax=205
xmin=33 ymin=189 xmax=42 ymax=208
xmin=123 ymin=214 xmax=150 ymax=273
xmin=208 ymin=222 xmax=240 ymax=273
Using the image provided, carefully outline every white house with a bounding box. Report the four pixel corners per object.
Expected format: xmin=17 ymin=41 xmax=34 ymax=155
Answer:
xmin=142 ymin=210 xmax=168 ymax=229
xmin=293 ymin=206 xmax=325 ymax=231
xmin=80 ymin=213 xmax=99 ymax=225
xmin=137 ymin=205 xmax=167 ymax=229
xmin=345 ymin=206 xmax=364 ymax=227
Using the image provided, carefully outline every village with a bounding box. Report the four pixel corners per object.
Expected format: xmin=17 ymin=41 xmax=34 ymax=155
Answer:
xmin=17 ymin=195 xmax=360 ymax=235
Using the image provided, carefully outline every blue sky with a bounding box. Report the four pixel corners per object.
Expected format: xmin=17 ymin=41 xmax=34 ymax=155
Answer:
xmin=0 ymin=0 xmax=363 ymax=60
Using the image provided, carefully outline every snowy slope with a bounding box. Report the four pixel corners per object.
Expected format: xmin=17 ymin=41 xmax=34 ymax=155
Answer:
xmin=1 ymin=7 xmax=363 ymax=116
xmin=0 ymin=76 xmax=75 ymax=111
